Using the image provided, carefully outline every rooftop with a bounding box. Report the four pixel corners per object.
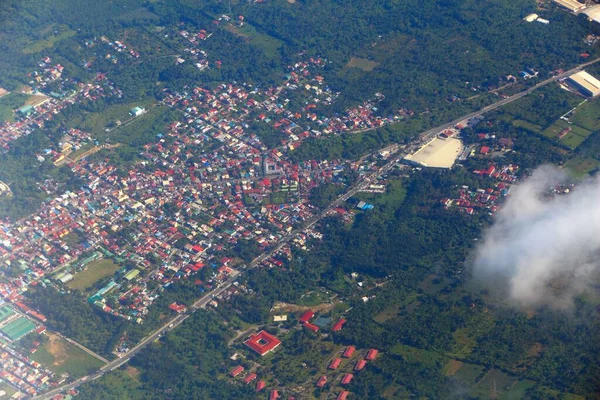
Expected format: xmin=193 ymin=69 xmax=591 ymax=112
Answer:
xmin=404 ymin=137 xmax=462 ymax=169
xmin=244 ymin=330 xmax=282 ymax=356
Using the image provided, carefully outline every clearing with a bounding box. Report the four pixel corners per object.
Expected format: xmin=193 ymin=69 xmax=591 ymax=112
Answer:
xmin=226 ymin=23 xmax=283 ymax=59
xmin=443 ymin=359 xmax=464 ymax=376
xmin=31 ymin=333 xmax=104 ymax=378
xmin=347 ymin=57 xmax=380 ymax=72
xmin=67 ymin=258 xmax=120 ymax=292
xmin=0 ymin=92 xmax=29 ymax=123
xmin=22 ymin=29 xmax=76 ymax=54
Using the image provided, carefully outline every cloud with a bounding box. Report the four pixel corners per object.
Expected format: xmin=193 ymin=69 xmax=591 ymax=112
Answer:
xmin=472 ymin=165 xmax=600 ymax=309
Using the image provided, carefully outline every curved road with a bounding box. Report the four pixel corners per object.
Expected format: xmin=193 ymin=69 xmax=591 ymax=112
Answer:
xmin=32 ymin=57 xmax=600 ymax=400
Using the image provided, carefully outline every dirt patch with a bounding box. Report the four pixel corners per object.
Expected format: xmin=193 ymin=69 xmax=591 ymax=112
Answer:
xmin=271 ymin=301 xmax=337 ymax=313
xmin=125 ymin=366 xmax=142 ymax=382
xmin=444 ymin=359 xmax=464 ymax=376
xmin=46 ymin=333 xmax=68 ymax=366
xmin=24 ymin=94 xmax=49 ymax=107
xmin=287 ymin=0 xmax=296 ymax=3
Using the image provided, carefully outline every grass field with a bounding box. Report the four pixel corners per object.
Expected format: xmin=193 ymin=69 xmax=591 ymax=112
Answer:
xmin=0 ymin=381 xmax=17 ymax=398
xmin=512 ymin=119 xmax=543 ymax=134
xmin=565 ymin=156 xmax=600 ymax=177
xmin=570 ymin=99 xmax=600 ymax=131
xmin=443 ymin=359 xmax=464 ymax=376
xmin=452 ymin=362 xmax=485 ymax=385
xmin=67 ymin=258 xmax=120 ymax=292
xmin=31 ymin=333 xmax=104 ymax=378
xmin=498 ymin=380 xmax=536 ymax=400
xmin=470 ymin=369 xmax=518 ymax=398
xmin=72 ymin=100 xmax=155 ymax=136
xmin=347 ymin=57 xmax=380 ymax=71
xmin=226 ymin=23 xmax=283 ymax=59
xmin=560 ymin=131 xmax=588 ymax=149
xmin=22 ymin=29 xmax=76 ymax=54
xmin=0 ymin=92 xmax=29 ymax=122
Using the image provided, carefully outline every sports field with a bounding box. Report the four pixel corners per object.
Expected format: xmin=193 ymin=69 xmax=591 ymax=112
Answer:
xmin=31 ymin=333 xmax=104 ymax=378
xmin=67 ymin=258 xmax=120 ymax=292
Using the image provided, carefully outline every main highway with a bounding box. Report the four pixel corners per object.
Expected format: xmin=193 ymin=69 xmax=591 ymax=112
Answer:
xmin=32 ymin=57 xmax=600 ymax=400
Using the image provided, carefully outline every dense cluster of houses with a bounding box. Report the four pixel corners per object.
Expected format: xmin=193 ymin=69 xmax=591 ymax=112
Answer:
xmin=0 ymin=342 xmax=56 ymax=397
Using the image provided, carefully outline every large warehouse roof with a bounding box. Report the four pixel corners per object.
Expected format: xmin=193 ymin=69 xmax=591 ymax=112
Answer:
xmin=582 ymin=4 xmax=600 ymax=23
xmin=404 ymin=137 xmax=462 ymax=169
xmin=568 ymin=70 xmax=600 ymax=97
xmin=552 ymin=0 xmax=586 ymax=12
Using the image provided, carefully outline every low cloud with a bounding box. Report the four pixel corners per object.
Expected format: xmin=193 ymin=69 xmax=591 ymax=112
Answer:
xmin=472 ymin=165 xmax=600 ymax=309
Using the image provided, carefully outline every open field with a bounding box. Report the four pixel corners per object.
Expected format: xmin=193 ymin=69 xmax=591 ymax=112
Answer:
xmin=0 ymin=381 xmax=17 ymax=399
xmin=22 ymin=29 xmax=76 ymax=54
xmin=512 ymin=119 xmax=543 ymax=134
xmin=0 ymin=92 xmax=29 ymax=123
xmin=443 ymin=359 xmax=464 ymax=376
xmin=226 ymin=23 xmax=283 ymax=59
xmin=67 ymin=258 xmax=120 ymax=292
xmin=560 ymin=131 xmax=588 ymax=149
xmin=570 ymin=98 xmax=600 ymax=131
xmin=31 ymin=333 xmax=104 ymax=378
xmin=470 ymin=369 xmax=518 ymax=398
xmin=564 ymin=156 xmax=600 ymax=177
xmin=347 ymin=57 xmax=380 ymax=71
xmin=452 ymin=362 xmax=484 ymax=385
xmin=71 ymin=100 xmax=155 ymax=136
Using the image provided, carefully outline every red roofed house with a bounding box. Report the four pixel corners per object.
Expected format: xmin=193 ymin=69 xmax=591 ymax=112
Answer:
xmin=230 ymin=365 xmax=244 ymax=377
xmin=337 ymin=391 xmax=350 ymax=400
xmin=331 ymin=318 xmax=346 ymax=332
xmin=244 ymin=373 xmax=257 ymax=384
xmin=256 ymin=380 xmax=266 ymax=392
xmin=303 ymin=322 xmax=319 ymax=333
xmin=480 ymin=146 xmax=490 ymax=155
xmin=299 ymin=310 xmax=314 ymax=323
xmin=365 ymin=349 xmax=379 ymax=361
xmin=169 ymin=302 xmax=187 ymax=313
xmin=316 ymin=375 xmax=327 ymax=388
xmin=342 ymin=346 xmax=355 ymax=358
xmin=341 ymin=373 xmax=354 ymax=385
xmin=244 ymin=330 xmax=282 ymax=356
xmin=270 ymin=389 xmax=279 ymax=400
xmin=329 ymin=358 xmax=342 ymax=370
xmin=354 ymin=359 xmax=367 ymax=371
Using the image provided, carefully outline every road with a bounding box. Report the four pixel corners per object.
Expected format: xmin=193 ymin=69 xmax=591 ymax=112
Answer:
xmin=31 ymin=57 xmax=600 ymax=399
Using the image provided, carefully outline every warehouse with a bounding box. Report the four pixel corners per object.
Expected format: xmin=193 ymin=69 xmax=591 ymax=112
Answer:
xmin=552 ymin=0 xmax=586 ymax=12
xmin=582 ymin=5 xmax=600 ymax=23
xmin=1 ymin=317 xmax=36 ymax=341
xmin=567 ymin=70 xmax=600 ymax=97
xmin=403 ymin=137 xmax=463 ymax=169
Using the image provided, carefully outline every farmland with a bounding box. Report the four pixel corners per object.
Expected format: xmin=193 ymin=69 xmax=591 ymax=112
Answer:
xmin=67 ymin=258 xmax=120 ymax=292
xmin=347 ymin=57 xmax=380 ymax=72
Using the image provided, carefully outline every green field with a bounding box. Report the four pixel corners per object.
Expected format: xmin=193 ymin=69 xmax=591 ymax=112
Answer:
xmin=67 ymin=258 xmax=120 ymax=292
xmin=0 ymin=92 xmax=29 ymax=122
xmin=0 ymin=381 xmax=17 ymax=399
xmin=560 ymin=131 xmax=588 ymax=149
xmin=226 ymin=22 xmax=283 ymax=59
xmin=570 ymin=99 xmax=600 ymax=131
xmin=31 ymin=333 xmax=104 ymax=378
xmin=347 ymin=57 xmax=380 ymax=71
xmin=22 ymin=29 xmax=76 ymax=54
xmin=71 ymin=100 xmax=156 ymax=136
xmin=512 ymin=119 xmax=543 ymax=134
xmin=564 ymin=156 xmax=600 ymax=177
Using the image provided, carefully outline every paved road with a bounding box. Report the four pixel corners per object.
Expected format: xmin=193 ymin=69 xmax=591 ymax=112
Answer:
xmin=31 ymin=58 xmax=600 ymax=400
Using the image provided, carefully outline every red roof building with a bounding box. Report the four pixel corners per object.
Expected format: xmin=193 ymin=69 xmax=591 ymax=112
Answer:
xmin=331 ymin=318 xmax=346 ymax=332
xmin=329 ymin=358 xmax=342 ymax=370
xmin=354 ymin=360 xmax=367 ymax=371
xmin=341 ymin=373 xmax=354 ymax=385
xmin=299 ymin=310 xmax=315 ymax=323
xmin=342 ymin=346 xmax=355 ymax=358
xmin=303 ymin=322 xmax=319 ymax=332
xmin=168 ymin=302 xmax=187 ymax=313
xmin=256 ymin=380 xmax=266 ymax=392
xmin=480 ymin=146 xmax=490 ymax=154
xmin=365 ymin=349 xmax=379 ymax=361
xmin=230 ymin=366 xmax=244 ymax=378
xmin=244 ymin=330 xmax=282 ymax=356
xmin=316 ymin=375 xmax=327 ymax=388
xmin=244 ymin=373 xmax=257 ymax=384
xmin=270 ymin=390 xmax=279 ymax=400
xmin=337 ymin=391 xmax=350 ymax=400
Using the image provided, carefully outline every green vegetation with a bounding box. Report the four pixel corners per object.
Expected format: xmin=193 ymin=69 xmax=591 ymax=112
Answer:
xmin=30 ymin=333 xmax=104 ymax=378
xmin=0 ymin=92 xmax=28 ymax=122
xmin=22 ymin=28 xmax=76 ymax=54
xmin=347 ymin=57 xmax=379 ymax=72
xmin=67 ymin=258 xmax=121 ymax=292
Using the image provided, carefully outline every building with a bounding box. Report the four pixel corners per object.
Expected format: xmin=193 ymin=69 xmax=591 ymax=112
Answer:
xmin=354 ymin=360 xmax=367 ymax=371
xmin=403 ymin=137 xmax=463 ymax=169
xmin=130 ymin=107 xmax=145 ymax=117
xmin=244 ymin=330 xmax=282 ymax=356
xmin=337 ymin=391 xmax=350 ymax=400
xmin=243 ymin=373 xmax=257 ymax=384
xmin=299 ymin=310 xmax=314 ymax=323
xmin=316 ymin=375 xmax=327 ymax=388
xmin=303 ymin=322 xmax=319 ymax=333
xmin=341 ymin=373 xmax=354 ymax=385
xmin=273 ymin=315 xmax=288 ymax=322
xmin=365 ymin=349 xmax=379 ymax=361
xmin=331 ymin=318 xmax=346 ymax=332
xmin=17 ymin=105 xmax=35 ymax=117
xmin=229 ymin=365 xmax=244 ymax=377
xmin=256 ymin=380 xmax=266 ymax=392
xmin=583 ymin=4 xmax=600 ymax=23
xmin=567 ymin=71 xmax=600 ymax=97
xmin=329 ymin=358 xmax=342 ymax=370
xmin=343 ymin=346 xmax=355 ymax=358
xmin=552 ymin=0 xmax=585 ymax=12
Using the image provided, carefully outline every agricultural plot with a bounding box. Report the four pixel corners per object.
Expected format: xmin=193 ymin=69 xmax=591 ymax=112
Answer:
xmin=22 ymin=29 xmax=76 ymax=54
xmin=469 ymin=369 xmax=518 ymax=399
xmin=569 ymin=99 xmax=600 ymax=131
xmin=565 ymin=156 xmax=600 ymax=177
xmin=226 ymin=23 xmax=283 ymax=59
xmin=30 ymin=333 xmax=104 ymax=378
xmin=347 ymin=57 xmax=380 ymax=72
xmin=67 ymin=258 xmax=120 ymax=292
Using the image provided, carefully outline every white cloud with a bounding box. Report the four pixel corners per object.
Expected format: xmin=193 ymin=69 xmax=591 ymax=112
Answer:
xmin=472 ymin=165 xmax=600 ymax=309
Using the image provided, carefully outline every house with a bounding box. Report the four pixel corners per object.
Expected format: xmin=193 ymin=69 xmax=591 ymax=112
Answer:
xmin=270 ymin=390 xmax=279 ymax=400
xmin=316 ymin=375 xmax=327 ymax=387
xmin=331 ymin=318 xmax=346 ymax=332
xmin=480 ymin=146 xmax=490 ymax=155
xmin=303 ymin=322 xmax=319 ymax=333
xmin=354 ymin=360 xmax=367 ymax=371
xmin=244 ymin=330 xmax=282 ymax=356
xmin=329 ymin=358 xmax=341 ymax=370
xmin=343 ymin=346 xmax=355 ymax=358
xmin=337 ymin=391 xmax=350 ymax=400
xmin=256 ymin=380 xmax=266 ymax=392
xmin=299 ymin=310 xmax=314 ymax=323
xmin=365 ymin=349 xmax=379 ymax=361
xmin=168 ymin=302 xmax=186 ymax=313
xmin=243 ymin=373 xmax=257 ymax=384
xmin=341 ymin=373 xmax=354 ymax=385
xmin=230 ymin=365 xmax=244 ymax=377
xmin=130 ymin=107 xmax=145 ymax=117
